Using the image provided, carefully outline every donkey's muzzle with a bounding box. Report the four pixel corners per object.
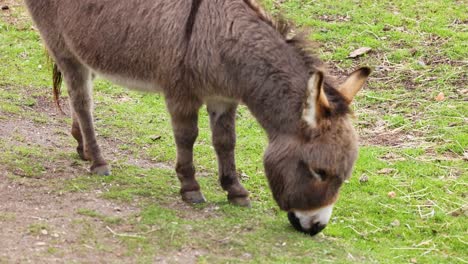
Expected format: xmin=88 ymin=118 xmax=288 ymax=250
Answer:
xmin=288 ymin=212 xmax=326 ymax=236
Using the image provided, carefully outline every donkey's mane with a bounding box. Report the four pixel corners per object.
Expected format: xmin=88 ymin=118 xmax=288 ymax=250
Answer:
xmin=243 ymin=0 xmax=350 ymax=117
xmin=242 ymin=0 xmax=323 ymax=73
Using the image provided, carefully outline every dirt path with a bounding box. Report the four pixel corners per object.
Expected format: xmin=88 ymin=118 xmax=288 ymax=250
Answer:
xmin=0 ymin=90 xmax=206 ymax=263
xmin=0 ymin=180 xmax=139 ymax=263
xmin=0 ymin=95 xmax=141 ymax=262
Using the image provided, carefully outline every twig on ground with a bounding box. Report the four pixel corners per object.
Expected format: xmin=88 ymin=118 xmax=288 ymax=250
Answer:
xmin=106 ymin=226 xmax=144 ymax=239
xmin=346 ymin=225 xmax=366 ymax=237
xmin=390 ymin=247 xmax=438 ymax=251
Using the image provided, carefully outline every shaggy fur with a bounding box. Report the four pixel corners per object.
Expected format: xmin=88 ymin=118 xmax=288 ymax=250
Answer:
xmin=24 ymin=0 xmax=369 ymax=220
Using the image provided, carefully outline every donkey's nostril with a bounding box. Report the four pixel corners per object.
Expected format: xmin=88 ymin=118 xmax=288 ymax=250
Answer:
xmin=288 ymin=212 xmax=327 ymax=236
xmin=288 ymin=212 xmax=303 ymax=232
xmin=308 ymin=222 xmax=326 ymax=236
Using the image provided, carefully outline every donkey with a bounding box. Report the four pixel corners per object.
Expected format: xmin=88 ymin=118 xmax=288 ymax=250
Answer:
xmin=24 ymin=0 xmax=370 ymax=236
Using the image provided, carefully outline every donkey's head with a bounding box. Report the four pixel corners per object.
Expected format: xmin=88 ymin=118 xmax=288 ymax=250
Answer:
xmin=264 ymin=67 xmax=370 ymax=236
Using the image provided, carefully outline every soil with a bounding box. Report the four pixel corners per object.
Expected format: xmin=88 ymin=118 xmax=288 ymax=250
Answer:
xmin=0 ymin=181 xmax=137 ymax=263
xmin=0 ymin=92 xmax=212 ymax=263
xmin=0 ymin=92 xmax=137 ymax=262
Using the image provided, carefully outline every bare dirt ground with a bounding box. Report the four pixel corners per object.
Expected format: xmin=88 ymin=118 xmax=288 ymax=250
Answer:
xmin=0 ymin=95 xmax=139 ymax=263
xmin=0 ymin=94 xmax=207 ymax=263
xmin=0 ymin=181 xmax=138 ymax=263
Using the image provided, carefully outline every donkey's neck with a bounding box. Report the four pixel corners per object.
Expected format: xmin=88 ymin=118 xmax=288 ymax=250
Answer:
xmin=240 ymin=71 xmax=307 ymax=138
xmin=225 ymin=40 xmax=310 ymax=139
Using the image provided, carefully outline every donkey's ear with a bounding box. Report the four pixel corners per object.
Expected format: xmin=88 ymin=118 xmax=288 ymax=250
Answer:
xmin=303 ymin=71 xmax=329 ymax=127
xmin=338 ymin=67 xmax=371 ymax=103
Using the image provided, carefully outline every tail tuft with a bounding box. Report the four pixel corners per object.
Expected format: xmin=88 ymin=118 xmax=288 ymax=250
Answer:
xmin=52 ymin=63 xmax=64 ymax=114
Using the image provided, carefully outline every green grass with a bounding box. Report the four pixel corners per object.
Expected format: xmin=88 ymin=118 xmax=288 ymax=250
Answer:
xmin=27 ymin=223 xmax=50 ymax=236
xmin=1 ymin=0 xmax=466 ymax=263
xmin=77 ymin=208 xmax=124 ymax=225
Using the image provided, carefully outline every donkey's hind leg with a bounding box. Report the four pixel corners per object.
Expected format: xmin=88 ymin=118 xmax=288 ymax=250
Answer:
xmin=71 ymin=113 xmax=89 ymax=161
xmin=58 ymin=58 xmax=109 ymax=175
xmin=167 ymin=98 xmax=205 ymax=204
xmin=207 ymin=101 xmax=250 ymax=207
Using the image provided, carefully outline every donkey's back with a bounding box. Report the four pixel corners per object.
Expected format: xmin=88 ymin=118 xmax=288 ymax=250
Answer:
xmin=25 ymin=0 xmax=234 ymax=94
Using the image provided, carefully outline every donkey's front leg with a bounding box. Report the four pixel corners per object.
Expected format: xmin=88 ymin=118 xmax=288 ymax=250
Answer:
xmin=168 ymin=101 xmax=205 ymax=204
xmin=207 ymin=101 xmax=250 ymax=207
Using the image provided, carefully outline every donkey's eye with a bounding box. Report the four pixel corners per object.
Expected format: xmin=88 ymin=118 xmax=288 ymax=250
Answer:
xmin=312 ymin=169 xmax=327 ymax=181
xmin=297 ymin=161 xmax=326 ymax=181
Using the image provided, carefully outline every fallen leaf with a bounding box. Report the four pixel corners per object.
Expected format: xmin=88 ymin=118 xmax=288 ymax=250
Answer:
xmin=117 ymin=96 xmax=132 ymax=102
xmin=390 ymin=219 xmax=400 ymax=227
xmin=359 ymin=174 xmax=369 ymax=183
xmin=240 ymin=172 xmax=249 ymax=180
xmin=377 ymin=168 xmax=396 ymax=175
xmin=410 ymin=258 xmax=418 ymax=263
xmin=451 ymin=210 xmax=462 ymax=217
xmin=380 ymin=152 xmax=406 ymax=162
xmin=348 ymin=47 xmax=372 ymax=58
xmin=435 ymin=92 xmax=445 ymax=102
xmin=13 ymin=168 xmax=26 ymax=177
xmin=149 ymin=135 xmax=161 ymax=141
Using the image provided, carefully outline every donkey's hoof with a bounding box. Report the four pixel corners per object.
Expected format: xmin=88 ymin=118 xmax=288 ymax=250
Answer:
xmin=91 ymin=164 xmax=111 ymax=176
xmin=76 ymin=147 xmax=90 ymax=161
xmin=182 ymin=191 xmax=206 ymax=204
xmin=229 ymin=196 xmax=251 ymax=208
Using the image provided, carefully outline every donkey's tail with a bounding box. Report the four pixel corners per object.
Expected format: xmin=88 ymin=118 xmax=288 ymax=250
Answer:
xmin=52 ymin=63 xmax=64 ymax=114
xmin=45 ymin=46 xmax=64 ymax=113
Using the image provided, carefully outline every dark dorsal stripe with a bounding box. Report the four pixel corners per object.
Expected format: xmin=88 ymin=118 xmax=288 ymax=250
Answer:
xmin=185 ymin=0 xmax=203 ymax=41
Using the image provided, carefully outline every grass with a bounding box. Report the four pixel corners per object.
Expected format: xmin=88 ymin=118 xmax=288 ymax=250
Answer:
xmin=28 ymin=223 xmax=50 ymax=236
xmin=0 ymin=0 xmax=466 ymax=263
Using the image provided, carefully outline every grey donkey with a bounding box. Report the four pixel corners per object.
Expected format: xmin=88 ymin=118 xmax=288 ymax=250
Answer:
xmin=24 ymin=0 xmax=370 ymax=236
